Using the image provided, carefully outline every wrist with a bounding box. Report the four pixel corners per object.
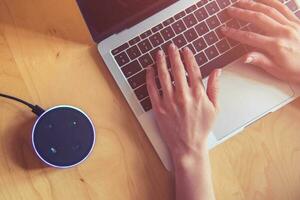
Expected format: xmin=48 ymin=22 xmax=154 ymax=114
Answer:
xmin=172 ymin=143 xmax=209 ymax=170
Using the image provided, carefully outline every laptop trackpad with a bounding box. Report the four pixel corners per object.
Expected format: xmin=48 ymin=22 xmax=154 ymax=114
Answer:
xmin=207 ymin=60 xmax=294 ymax=140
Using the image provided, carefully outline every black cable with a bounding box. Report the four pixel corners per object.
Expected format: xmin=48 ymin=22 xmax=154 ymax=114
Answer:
xmin=0 ymin=93 xmax=45 ymax=116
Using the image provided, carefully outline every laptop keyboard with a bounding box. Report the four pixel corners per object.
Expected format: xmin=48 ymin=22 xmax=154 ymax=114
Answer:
xmin=111 ymin=0 xmax=300 ymax=112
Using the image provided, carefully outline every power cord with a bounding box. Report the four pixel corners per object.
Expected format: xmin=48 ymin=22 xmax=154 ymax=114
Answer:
xmin=0 ymin=93 xmax=45 ymax=116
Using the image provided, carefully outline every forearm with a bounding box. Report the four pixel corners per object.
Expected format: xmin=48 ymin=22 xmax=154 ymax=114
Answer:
xmin=174 ymin=146 xmax=215 ymax=200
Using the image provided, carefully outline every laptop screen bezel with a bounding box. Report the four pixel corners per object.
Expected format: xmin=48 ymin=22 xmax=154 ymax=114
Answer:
xmin=76 ymin=0 xmax=178 ymax=43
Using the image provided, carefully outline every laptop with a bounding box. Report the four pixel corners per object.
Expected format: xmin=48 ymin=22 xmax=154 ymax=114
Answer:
xmin=76 ymin=0 xmax=299 ymax=170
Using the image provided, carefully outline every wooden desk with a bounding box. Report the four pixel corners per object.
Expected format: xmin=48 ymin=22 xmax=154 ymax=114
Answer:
xmin=1 ymin=0 xmax=300 ymax=199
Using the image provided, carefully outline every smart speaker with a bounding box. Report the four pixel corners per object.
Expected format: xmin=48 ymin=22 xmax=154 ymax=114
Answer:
xmin=32 ymin=105 xmax=95 ymax=168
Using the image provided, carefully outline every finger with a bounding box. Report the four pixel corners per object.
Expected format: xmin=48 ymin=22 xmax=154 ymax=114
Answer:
xmin=221 ymin=26 xmax=275 ymax=54
xmin=244 ymin=51 xmax=286 ymax=80
xmin=207 ymin=69 xmax=222 ymax=109
xmin=237 ymin=0 xmax=291 ymax=25
xmin=168 ymin=43 xmax=189 ymax=95
xmin=182 ymin=47 xmax=204 ymax=95
xmin=257 ymin=0 xmax=299 ymax=22
xmin=156 ymin=50 xmax=174 ymax=100
xmin=146 ymin=67 xmax=161 ymax=109
xmin=227 ymin=6 xmax=285 ymax=35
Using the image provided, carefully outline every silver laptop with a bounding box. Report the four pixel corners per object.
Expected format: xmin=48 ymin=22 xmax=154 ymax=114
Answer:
xmin=76 ymin=0 xmax=299 ymax=170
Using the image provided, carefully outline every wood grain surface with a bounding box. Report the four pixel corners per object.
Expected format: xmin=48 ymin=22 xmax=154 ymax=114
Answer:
xmin=1 ymin=0 xmax=300 ymax=199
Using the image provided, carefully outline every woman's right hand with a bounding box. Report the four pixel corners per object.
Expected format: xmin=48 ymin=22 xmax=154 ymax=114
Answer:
xmin=221 ymin=0 xmax=300 ymax=83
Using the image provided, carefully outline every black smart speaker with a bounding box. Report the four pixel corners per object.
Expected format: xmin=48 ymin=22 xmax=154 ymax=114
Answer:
xmin=32 ymin=106 xmax=96 ymax=168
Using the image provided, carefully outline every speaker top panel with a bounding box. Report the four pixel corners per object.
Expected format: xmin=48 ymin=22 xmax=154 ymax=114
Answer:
xmin=32 ymin=106 xmax=95 ymax=168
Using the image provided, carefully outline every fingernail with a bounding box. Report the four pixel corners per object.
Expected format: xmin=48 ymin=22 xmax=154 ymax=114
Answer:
xmin=145 ymin=65 xmax=152 ymax=70
xmin=158 ymin=50 xmax=164 ymax=57
xmin=217 ymin=69 xmax=222 ymax=77
xmin=170 ymin=43 xmax=175 ymax=49
xmin=183 ymin=47 xmax=190 ymax=53
xmin=170 ymin=43 xmax=177 ymax=50
xmin=221 ymin=26 xmax=229 ymax=32
xmin=245 ymin=56 xmax=254 ymax=64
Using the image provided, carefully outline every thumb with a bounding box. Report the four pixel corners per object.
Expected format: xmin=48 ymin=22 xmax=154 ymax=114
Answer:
xmin=207 ymin=69 xmax=222 ymax=109
xmin=244 ymin=52 xmax=285 ymax=80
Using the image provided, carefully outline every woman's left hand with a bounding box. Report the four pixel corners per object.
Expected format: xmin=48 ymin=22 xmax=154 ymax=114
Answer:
xmin=222 ymin=0 xmax=300 ymax=83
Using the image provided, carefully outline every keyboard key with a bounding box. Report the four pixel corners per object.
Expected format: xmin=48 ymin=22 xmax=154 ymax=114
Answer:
xmin=134 ymin=84 xmax=149 ymax=100
xmin=128 ymin=70 xmax=146 ymax=89
xmin=163 ymin=17 xmax=175 ymax=26
xmin=135 ymin=78 xmax=161 ymax=100
xmin=186 ymin=5 xmax=197 ymax=13
xmin=205 ymin=45 xmax=219 ymax=60
xmin=197 ymin=0 xmax=209 ymax=7
xmin=193 ymin=37 xmax=207 ymax=52
xmin=215 ymin=27 xmax=225 ymax=39
xmin=155 ymin=77 xmax=162 ymax=89
xmin=195 ymin=22 xmax=209 ymax=36
xmin=152 ymin=24 xmax=164 ymax=33
xmin=168 ymin=59 xmax=174 ymax=71
xmin=138 ymin=39 xmax=153 ymax=54
xmin=112 ymin=43 xmax=129 ymax=55
xmin=141 ymin=98 xmax=152 ymax=112
xmin=206 ymin=2 xmax=220 ymax=15
xmin=173 ymin=34 xmax=188 ymax=48
xmin=127 ymin=45 xmax=142 ymax=60
xmin=184 ymin=28 xmax=198 ymax=42
xmin=129 ymin=36 xmax=141 ymax=46
xmin=152 ymin=64 xmax=159 ymax=76
xmin=122 ymin=60 xmax=142 ymax=78
xmin=139 ymin=54 xmax=153 ymax=68
xmin=194 ymin=7 xmax=209 ymax=22
xmin=149 ymin=33 xmax=164 ymax=47
xmin=226 ymin=19 xmax=240 ymax=29
xmin=186 ymin=43 xmax=197 ymax=54
xmin=216 ymin=0 xmax=231 ymax=9
xmin=175 ymin=11 xmax=186 ymax=20
xmin=150 ymin=47 xmax=161 ymax=60
xmin=216 ymin=39 xmax=230 ymax=53
xmin=161 ymin=26 xmax=176 ymax=41
xmin=178 ymin=48 xmax=185 ymax=61
xmin=204 ymin=31 xmax=218 ymax=45
xmin=217 ymin=10 xmax=231 ymax=23
xmin=286 ymin=0 xmax=298 ymax=11
xmin=206 ymin=15 xmax=221 ymax=29
xmin=161 ymin=41 xmax=172 ymax=55
xmin=114 ymin=52 xmax=130 ymax=67
xmin=172 ymin=20 xmax=187 ymax=34
xmin=200 ymin=44 xmax=246 ymax=78
xmin=195 ymin=52 xmax=208 ymax=66
xmin=140 ymin=30 xmax=152 ymax=39
xmin=183 ymin=13 xmax=198 ymax=28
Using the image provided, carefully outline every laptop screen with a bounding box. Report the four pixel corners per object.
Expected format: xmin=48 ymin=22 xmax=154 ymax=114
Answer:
xmin=77 ymin=0 xmax=178 ymax=43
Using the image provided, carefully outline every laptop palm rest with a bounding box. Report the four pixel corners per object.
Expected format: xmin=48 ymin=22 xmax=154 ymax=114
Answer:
xmin=210 ymin=60 xmax=294 ymax=140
